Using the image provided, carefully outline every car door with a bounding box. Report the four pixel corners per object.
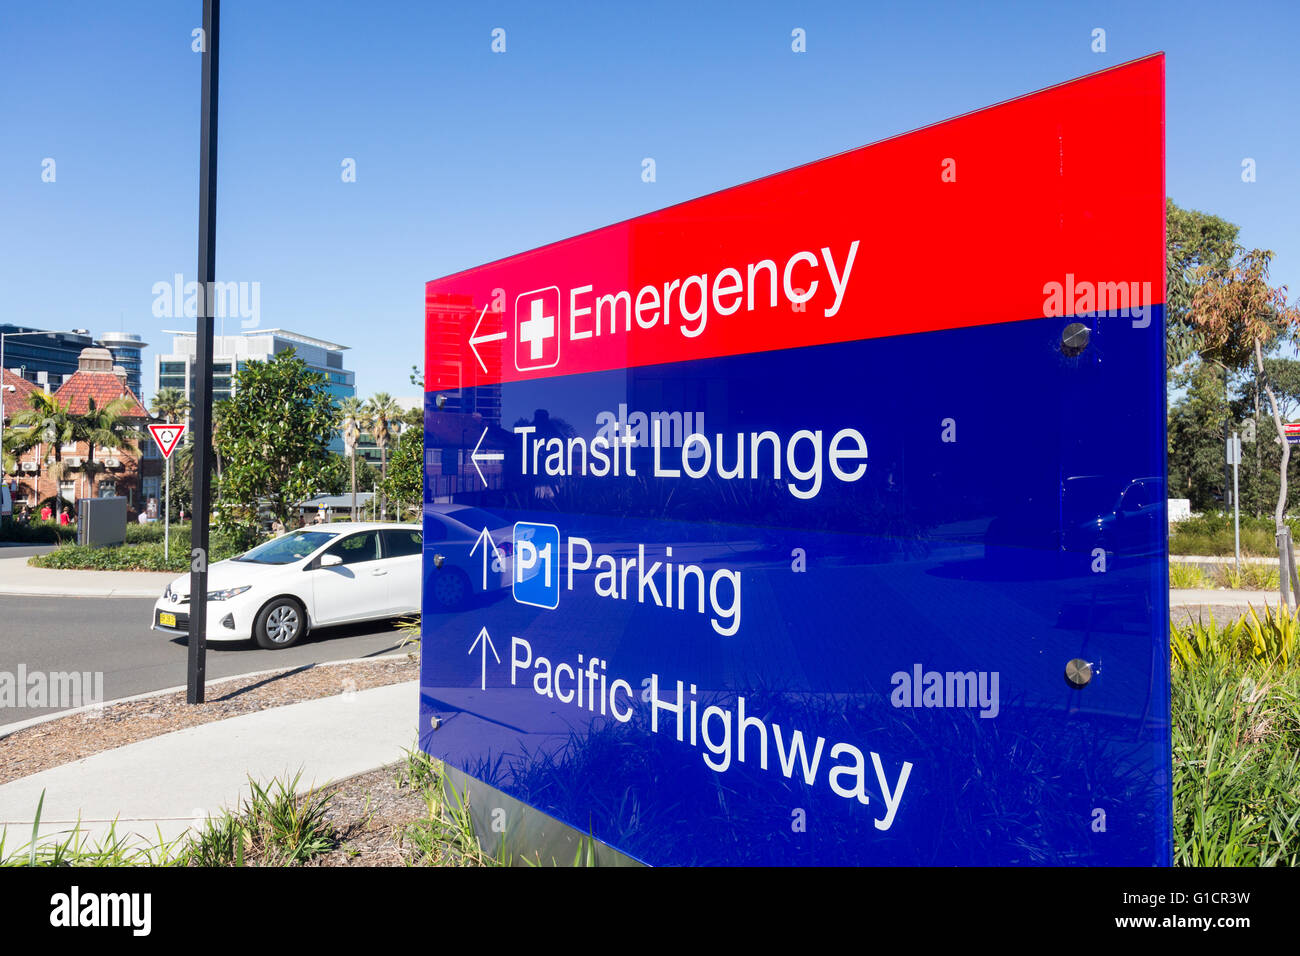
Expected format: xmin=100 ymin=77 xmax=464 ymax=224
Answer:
xmin=311 ymin=530 xmax=388 ymax=624
xmin=381 ymin=528 xmax=423 ymax=614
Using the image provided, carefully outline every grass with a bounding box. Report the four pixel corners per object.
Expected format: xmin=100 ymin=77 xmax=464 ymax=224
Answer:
xmin=1171 ymin=606 xmax=1300 ymax=865
xmin=396 ymin=749 xmax=502 ymax=867
xmin=0 ymin=756 xmax=501 ymax=868
xmin=0 ymin=791 xmax=188 ymax=867
xmin=1170 ymin=560 xmax=1280 ymax=591
xmin=186 ymin=772 xmax=337 ymax=866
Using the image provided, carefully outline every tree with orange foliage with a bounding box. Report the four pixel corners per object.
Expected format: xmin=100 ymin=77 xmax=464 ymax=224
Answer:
xmin=1192 ymin=248 xmax=1300 ymax=603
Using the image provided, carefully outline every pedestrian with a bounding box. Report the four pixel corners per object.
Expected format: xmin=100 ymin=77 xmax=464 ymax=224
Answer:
xmin=39 ymin=503 xmax=52 ymax=521
xmin=58 ymin=508 xmax=72 ymax=526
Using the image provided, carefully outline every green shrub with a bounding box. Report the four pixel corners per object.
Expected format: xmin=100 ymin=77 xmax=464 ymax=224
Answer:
xmin=1169 ymin=563 xmax=1206 ymax=589
xmin=1172 ymin=659 xmax=1300 ymax=866
xmin=1171 ymin=604 xmax=1300 ymax=671
xmin=0 ymin=517 xmax=76 ymax=544
xmin=1170 ymin=511 xmax=1300 ymax=557
xmin=26 ymin=536 xmax=243 ymax=573
xmin=1216 ymin=563 xmax=1280 ymax=591
xmin=124 ymin=521 xmax=191 ymax=544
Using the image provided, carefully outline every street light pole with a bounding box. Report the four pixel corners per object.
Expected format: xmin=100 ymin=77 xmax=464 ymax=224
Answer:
xmin=188 ymin=0 xmax=220 ymax=705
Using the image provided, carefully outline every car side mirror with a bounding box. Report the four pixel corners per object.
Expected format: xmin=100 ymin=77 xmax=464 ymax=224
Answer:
xmin=321 ymin=553 xmax=343 ymax=568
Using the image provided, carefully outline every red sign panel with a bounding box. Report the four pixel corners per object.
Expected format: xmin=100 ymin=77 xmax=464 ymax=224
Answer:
xmin=427 ymin=55 xmax=1165 ymax=390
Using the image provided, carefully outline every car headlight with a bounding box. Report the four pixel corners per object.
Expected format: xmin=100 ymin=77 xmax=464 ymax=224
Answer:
xmin=207 ymin=586 xmax=252 ymax=601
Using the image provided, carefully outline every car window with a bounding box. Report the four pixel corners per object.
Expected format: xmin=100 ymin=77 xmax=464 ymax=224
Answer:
xmin=235 ymin=530 xmax=337 ymax=564
xmin=383 ymin=529 xmax=423 ymax=558
xmin=324 ymin=531 xmax=380 ymax=566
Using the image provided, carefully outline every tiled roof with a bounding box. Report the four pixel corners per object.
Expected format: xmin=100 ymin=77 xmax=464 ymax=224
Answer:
xmin=1 ymin=369 xmax=40 ymax=420
xmin=54 ymin=371 xmax=148 ymax=418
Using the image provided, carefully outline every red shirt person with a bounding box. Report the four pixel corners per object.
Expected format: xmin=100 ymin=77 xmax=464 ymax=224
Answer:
xmin=39 ymin=505 xmax=52 ymax=521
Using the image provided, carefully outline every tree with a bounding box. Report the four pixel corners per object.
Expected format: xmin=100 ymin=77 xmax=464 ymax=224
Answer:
xmin=363 ymin=392 xmax=401 ymax=520
xmin=1192 ymin=248 xmax=1300 ymax=602
xmin=1166 ymin=199 xmax=1240 ymax=370
xmin=338 ymin=395 xmax=364 ymax=520
xmin=1167 ymin=360 xmax=1232 ymax=509
xmin=149 ymin=387 xmax=191 ymax=424
xmin=381 ymin=424 xmax=423 ymax=519
xmin=213 ymin=349 xmax=337 ymax=538
xmin=4 ymin=391 xmax=75 ymax=493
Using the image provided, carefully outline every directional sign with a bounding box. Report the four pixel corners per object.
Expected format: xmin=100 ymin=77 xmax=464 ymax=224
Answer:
xmin=1285 ymin=423 xmax=1300 ymax=445
xmin=421 ymin=56 xmax=1169 ymax=865
xmin=148 ymin=423 xmax=186 ymax=460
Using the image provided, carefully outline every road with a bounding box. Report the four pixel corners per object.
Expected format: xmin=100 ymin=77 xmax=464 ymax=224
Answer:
xmin=0 ymin=543 xmax=56 ymax=561
xmin=0 ymin=594 xmax=411 ymax=724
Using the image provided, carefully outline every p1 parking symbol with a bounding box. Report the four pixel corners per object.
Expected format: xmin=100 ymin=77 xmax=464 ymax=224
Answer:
xmin=513 ymin=522 xmax=559 ymax=609
xmin=514 ymin=287 xmax=560 ymax=371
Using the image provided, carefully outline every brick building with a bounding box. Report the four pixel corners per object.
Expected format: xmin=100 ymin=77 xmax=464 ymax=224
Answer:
xmin=2 ymin=348 xmax=161 ymax=518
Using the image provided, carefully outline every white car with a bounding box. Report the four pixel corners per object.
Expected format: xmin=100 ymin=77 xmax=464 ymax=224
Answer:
xmin=151 ymin=522 xmax=424 ymax=650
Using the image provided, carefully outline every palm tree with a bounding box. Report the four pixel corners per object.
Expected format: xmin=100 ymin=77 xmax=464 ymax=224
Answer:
xmin=364 ymin=393 xmax=400 ymax=520
xmin=338 ymin=396 xmax=365 ymax=520
xmin=71 ymin=396 xmax=142 ymax=499
xmin=149 ymin=387 xmax=191 ymax=424
xmin=5 ymin=391 xmax=75 ymax=498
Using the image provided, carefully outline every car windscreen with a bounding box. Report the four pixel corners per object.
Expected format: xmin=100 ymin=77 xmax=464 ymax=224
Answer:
xmin=233 ymin=530 xmax=338 ymax=565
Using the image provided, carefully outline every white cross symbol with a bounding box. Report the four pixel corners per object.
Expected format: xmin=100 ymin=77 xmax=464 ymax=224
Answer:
xmin=519 ymin=298 xmax=555 ymax=360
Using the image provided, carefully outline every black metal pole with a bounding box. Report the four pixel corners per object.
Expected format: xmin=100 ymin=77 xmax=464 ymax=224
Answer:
xmin=188 ymin=0 xmax=219 ymax=705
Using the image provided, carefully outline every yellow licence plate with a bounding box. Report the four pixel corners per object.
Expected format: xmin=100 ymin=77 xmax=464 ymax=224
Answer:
xmin=159 ymin=612 xmax=177 ymax=627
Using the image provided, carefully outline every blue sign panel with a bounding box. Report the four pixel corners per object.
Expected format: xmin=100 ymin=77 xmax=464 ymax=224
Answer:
xmin=420 ymin=56 xmax=1169 ymax=865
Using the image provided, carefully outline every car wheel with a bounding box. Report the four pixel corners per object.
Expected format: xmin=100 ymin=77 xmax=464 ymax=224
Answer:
xmin=254 ymin=597 xmax=306 ymax=649
xmin=430 ymin=567 xmax=471 ymax=611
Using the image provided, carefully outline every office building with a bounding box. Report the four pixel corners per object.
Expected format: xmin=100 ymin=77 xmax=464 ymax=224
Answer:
xmin=0 ymin=325 xmax=96 ymax=391
xmin=156 ymin=328 xmax=356 ymax=451
xmin=98 ymin=331 xmax=148 ymax=399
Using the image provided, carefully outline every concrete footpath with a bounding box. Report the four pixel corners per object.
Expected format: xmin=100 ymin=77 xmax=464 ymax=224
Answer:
xmin=0 ymin=556 xmax=174 ymax=598
xmin=1170 ymin=588 xmax=1282 ymax=607
xmin=0 ymin=681 xmax=417 ymax=849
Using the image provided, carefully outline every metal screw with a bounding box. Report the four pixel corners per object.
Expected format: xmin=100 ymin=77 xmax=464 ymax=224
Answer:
xmin=1061 ymin=322 xmax=1090 ymax=356
xmin=430 ymin=715 xmax=442 ymax=730
xmin=432 ymin=553 xmax=445 ymax=569
xmin=1065 ymin=658 xmax=1094 ymax=688
xmin=435 ymin=394 xmax=447 ymax=409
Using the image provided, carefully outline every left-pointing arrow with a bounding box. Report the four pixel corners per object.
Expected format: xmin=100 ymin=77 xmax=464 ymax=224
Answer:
xmin=471 ymin=426 xmax=504 ymax=487
xmin=468 ymin=626 xmax=500 ymax=691
xmin=469 ymin=304 xmax=507 ymax=375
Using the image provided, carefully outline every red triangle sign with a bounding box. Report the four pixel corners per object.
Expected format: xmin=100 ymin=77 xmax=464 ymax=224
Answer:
xmin=149 ymin=422 xmax=187 ymax=460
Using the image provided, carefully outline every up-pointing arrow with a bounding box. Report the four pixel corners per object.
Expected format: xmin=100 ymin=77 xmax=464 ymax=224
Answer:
xmin=469 ymin=304 xmax=507 ymax=375
xmin=469 ymin=526 xmax=503 ymax=590
xmin=468 ymin=626 xmax=500 ymax=691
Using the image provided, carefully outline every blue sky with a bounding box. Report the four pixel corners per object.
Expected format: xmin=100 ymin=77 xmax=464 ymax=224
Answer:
xmin=1 ymin=1 xmax=1296 ymax=400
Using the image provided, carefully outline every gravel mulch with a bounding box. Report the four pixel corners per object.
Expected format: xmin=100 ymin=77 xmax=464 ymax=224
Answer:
xmin=0 ymin=655 xmax=418 ymax=786
xmin=1170 ymin=603 xmax=1258 ymax=629
xmin=308 ymin=763 xmax=435 ymax=867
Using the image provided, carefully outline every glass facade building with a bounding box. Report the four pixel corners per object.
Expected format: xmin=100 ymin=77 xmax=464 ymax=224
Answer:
xmin=0 ymin=325 xmax=96 ymax=390
xmin=155 ymin=329 xmax=357 ymax=452
xmin=97 ymin=331 xmax=148 ymax=399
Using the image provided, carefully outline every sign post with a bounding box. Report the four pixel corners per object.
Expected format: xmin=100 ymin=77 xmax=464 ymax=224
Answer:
xmin=420 ymin=56 xmax=1168 ymax=865
xmin=148 ymin=423 xmax=186 ymax=561
xmin=1228 ymin=432 xmax=1242 ymax=572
